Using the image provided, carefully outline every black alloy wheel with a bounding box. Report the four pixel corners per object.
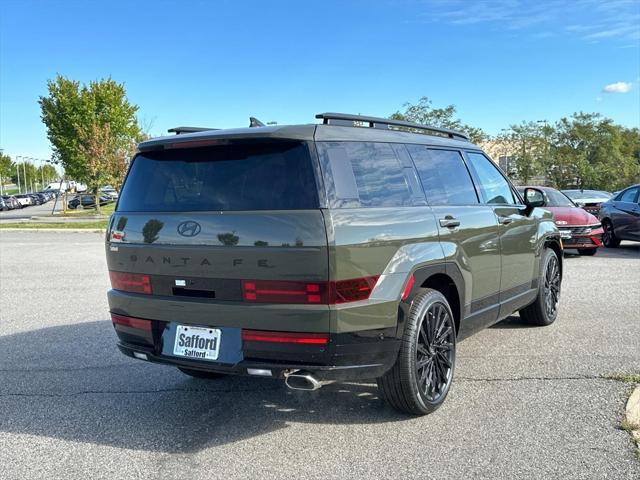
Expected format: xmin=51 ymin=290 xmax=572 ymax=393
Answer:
xmin=416 ymin=302 xmax=455 ymax=402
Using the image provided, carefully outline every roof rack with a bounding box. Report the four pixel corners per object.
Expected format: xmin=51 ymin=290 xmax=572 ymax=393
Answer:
xmin=168 ymin=126 xmax=219 ymax=135
xmin=315 ymin=112 xmax=470 ymax=141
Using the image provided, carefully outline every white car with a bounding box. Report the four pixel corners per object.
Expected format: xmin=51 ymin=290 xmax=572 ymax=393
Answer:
xmin=14 ymin=195 xmax=33 ymax=207
xmin=100 ymin=186 xmax=119 ymax=200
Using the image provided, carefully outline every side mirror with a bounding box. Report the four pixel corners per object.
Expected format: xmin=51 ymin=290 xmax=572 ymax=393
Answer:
xmin=523 ymin=187 xmax=545 ymax=210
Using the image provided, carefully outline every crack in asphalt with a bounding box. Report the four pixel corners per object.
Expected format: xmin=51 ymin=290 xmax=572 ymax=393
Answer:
xmin=0 ymin=385 xmax=283 ymax=398
xmin=0 ymin=375 xmax=619 ymax=398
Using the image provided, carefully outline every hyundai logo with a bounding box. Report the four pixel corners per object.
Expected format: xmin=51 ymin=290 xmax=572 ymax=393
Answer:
xmin=177 ymin=221 xmax=201 ymax=237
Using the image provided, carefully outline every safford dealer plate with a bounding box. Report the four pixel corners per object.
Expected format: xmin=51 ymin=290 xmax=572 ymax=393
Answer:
xmin=173 ymin=325 xmax=221 ymax=361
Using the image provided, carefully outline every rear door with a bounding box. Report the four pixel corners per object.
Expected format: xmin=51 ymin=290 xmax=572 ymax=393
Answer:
xmin=612 ymin=187 xmax=640 ymax=241
xmin=406 ymin=146 xmax=502 ymax=336
xmin=463 ymin=151 xmax=538 ymax=317
xmin=107 ymin=140 xmax=330 ymax=331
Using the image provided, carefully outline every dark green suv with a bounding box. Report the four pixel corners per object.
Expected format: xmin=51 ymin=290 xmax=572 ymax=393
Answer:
xmin=106 ymin=113 xmax=562 ymax=415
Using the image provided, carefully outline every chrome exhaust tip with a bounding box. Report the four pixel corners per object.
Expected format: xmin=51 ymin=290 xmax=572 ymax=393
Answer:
xmin=284 ymin=371 xmax=323 ymax=391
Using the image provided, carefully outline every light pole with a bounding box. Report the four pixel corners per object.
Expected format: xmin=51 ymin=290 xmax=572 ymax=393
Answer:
xmin=40 ymin=159 xmax=45 ymax=190
xmin=16 ymin=155 xmax=22 ymax=194
xmin=23 ymin=158 xmax=28 ymax=193
xmin=0 ymin=148 xmax=4 ymax=195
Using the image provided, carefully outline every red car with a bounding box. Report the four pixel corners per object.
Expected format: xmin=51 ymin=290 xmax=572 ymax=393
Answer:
xmin=519 ymin=186 xmax=603 ymax=256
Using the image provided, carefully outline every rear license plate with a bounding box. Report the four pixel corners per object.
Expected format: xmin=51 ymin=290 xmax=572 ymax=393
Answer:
xmin=173 ymin=325 xmax=221 ymax=361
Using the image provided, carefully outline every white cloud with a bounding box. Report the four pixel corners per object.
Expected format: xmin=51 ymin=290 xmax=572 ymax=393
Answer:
xmin=417 ymin=0 xmax=640 ymax=44
xmin=602 ymin=82 xmax=633 ymax=93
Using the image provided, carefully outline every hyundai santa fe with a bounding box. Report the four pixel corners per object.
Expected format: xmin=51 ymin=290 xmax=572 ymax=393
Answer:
xmin=106 ymin=113 xmax=563 ymax=415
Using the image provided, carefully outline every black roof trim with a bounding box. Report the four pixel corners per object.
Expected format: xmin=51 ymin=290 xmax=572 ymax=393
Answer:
xmin=168 ymin=126 xmax=219 ymax=135
xmin=315 ymin=112 xmax=470 ymax=141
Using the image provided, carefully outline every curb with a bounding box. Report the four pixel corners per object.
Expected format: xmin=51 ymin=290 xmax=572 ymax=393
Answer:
xmin=626 ymin=386 xmax=640 ymax=447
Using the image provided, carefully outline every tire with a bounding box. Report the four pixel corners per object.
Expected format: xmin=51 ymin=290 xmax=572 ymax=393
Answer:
xmin=519 ymin=248 xmax=561 ymax=326
xmin=377 ymin=288 xmax=456 ymax=415
xmin=177 ymin=367 xmax=227 ymax=379
xmin=602 ymin=220 xmax=620 ymax=248
xmin=578 ymin=248 xmax=597 ymax=256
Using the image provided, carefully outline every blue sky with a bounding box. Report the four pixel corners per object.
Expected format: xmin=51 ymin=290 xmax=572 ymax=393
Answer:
xmin=1 ymin=0 xmax=639 ymax=161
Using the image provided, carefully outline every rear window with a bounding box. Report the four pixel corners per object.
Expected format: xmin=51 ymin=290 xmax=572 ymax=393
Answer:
xmin=117 ymin=142 xmax=319 ymax=212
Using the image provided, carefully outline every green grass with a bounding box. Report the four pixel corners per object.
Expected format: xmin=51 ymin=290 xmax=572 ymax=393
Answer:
xmin=2 ymin=186 xmax=20 ymax=195
xmin=0 ymin=221 xmax=107 ymax=230
xmin=61 ymin=202 xmax=115 ymax=217
xmin=606 ymin=373 xmax=640 ymax=383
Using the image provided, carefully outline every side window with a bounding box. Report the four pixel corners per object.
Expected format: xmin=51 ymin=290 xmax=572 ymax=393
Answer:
xmin=316 ymin=142 xmax=419 ymax=208
xmin=619 ymin=187 xmax=639 ymax=203
xmin=465 ymin=152 xmax=516 ymax=205
xmin=406 ymin=146 xmax=479 ymax=205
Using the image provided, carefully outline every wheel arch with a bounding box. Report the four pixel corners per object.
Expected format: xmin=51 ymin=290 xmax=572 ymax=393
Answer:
xmin=403 ymin=263 xmax=464 ymax=337
xmin=544 ymin=237 xmax=563 ymax=279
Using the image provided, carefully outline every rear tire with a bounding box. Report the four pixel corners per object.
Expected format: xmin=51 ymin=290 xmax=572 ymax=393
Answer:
xmin=377 ymin=289 xmax=456 ymax=415
xmin=578 ymin=248 xmax=597 ymax=256
xmin=602 ymin=220 xmax=620 ymax=248
xmin=519 ymin=248 xmax=561 ymax=326
xmin=178 ymin=367 xmax=227 ymax=379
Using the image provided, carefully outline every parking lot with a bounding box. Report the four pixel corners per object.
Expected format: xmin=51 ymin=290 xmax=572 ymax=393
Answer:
xmin=0 ymin=230 xmax=638 ymax=479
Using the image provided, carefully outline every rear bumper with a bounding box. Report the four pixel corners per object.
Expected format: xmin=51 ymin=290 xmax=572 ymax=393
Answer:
xmin=113 ymin=318 xmax=400 ymax=382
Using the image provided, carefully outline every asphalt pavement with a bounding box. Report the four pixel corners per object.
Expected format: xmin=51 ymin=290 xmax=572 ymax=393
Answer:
xmin=0 ymin=200 xmax=62 ymax=221
xmin=0 ymin=231 xmax=638 ymax=479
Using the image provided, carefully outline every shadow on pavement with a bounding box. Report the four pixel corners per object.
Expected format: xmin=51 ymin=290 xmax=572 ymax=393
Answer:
xmin=489 ymin=315 xmax=534 ymax=330
xmin=0 ymin=321 xmax=409 ymax=454
xmin=564 ymin=241 xmax=639 ymax=260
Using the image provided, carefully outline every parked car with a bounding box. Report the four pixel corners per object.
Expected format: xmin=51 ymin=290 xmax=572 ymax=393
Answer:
xmin=2 ymin=195 xmax=21 ymax=209
xmin=100 ymin=185 xmax=119 ymax=200
xmin=598 ymin=184 xmax=640 ymax=247
xmin=0 ymin=197 xmax=8 ymax=211
xmin=14 ymin=194 xmax=34 ymax=207
xmin=562 ymin=189 xmax=612 ymax=216
xmin=67 ymin=194 xmax=114 ymax=209
xmin=518 ymin=186 xmax=603 ymax=256
xmin=106 ymin=113 xmax=563 ymax=416
xmin=27 ymin=193 xmax=44 ymax=205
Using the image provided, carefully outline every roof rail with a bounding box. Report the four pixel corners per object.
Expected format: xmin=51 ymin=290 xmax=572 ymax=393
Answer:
xmin=167 ymin=126 xmax=219 ymax=135
xmin=315 ymin=112 xmax=470 ymax=141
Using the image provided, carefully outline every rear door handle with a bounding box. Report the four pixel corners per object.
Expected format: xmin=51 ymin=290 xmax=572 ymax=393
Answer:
xmin=439 ymin=216 xmax=460 ymax=228
xmin=498 ymin=216 xmax=513 ymax=225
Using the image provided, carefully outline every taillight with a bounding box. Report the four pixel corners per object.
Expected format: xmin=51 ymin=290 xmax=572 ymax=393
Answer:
xmin=109 ymin=271 xmax=152 ymax=294
xmin=331 ymin=276 xmax=379 ymax=304
xmin=242 ymin=329 xmax=329 ymax=345
xmin=111 ymin=313 xmax=152 ymax=331
xmin=241 ymin=276 xmax=379 ymax=305
xmin=242 ymin=280 xmax=328 ymax=304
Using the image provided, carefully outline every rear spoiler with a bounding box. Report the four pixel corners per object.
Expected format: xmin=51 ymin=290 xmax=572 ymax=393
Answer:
xmin=168 ymin=117 xmax=267 ymax=135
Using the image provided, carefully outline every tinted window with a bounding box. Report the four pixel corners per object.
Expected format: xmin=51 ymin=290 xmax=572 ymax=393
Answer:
xmin=118 ymin=142 xmax=318 ymax=212
xmin=406 ymin=146 xmax=479 ymax=205
xmin=317 ymin=142 xmax=417 ymax=208
xmin=542 ymin=189 xmax=574 ymax=207
xmin=465 ymin=152 xmax=516 ymax=204
xmin=619 ymin=187 xmax=639 ymax=203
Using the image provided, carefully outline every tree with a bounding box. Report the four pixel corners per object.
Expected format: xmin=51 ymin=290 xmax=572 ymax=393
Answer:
xmin=39 ymin=75 xmax=142 ymax=209
xmin=545 ymin=113 xmax=638 ymax=191
xmin=0 ymin=153 xmax=13 ymax=193
xmin=500 ymin=122 xmax=545 ymax=183
xmin=391 ymin=96 xmax=487 ymax=144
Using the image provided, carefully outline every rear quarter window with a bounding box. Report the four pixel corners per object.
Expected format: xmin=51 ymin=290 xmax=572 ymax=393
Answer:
xmin=316 ymin=142 xmax=423 ymax=208
xmin=117 ymin=141 xmax=319 ymax=212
